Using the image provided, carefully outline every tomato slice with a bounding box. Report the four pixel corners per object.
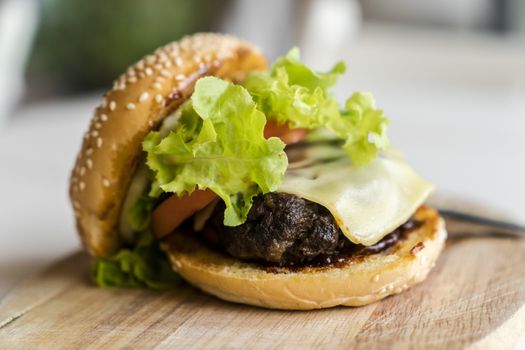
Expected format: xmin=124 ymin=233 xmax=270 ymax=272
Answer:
xmin=150 ymin=121 xmax=306 ymax=238
xmin=264 ymin=121 xmax=306 ymax=145
xmin=151 ymin=189 xmax=216 ymax=239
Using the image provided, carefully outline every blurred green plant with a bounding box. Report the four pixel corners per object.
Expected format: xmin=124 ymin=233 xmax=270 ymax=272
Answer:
xmin=27 ymin=0 xmax=221 ymax=96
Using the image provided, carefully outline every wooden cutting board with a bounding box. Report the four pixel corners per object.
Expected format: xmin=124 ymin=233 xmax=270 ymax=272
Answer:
xmin=1 ymin=223 xmax=525 ymax=349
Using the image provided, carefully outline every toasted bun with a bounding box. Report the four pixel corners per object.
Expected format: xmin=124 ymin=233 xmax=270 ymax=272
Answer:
xmin=162 ymin=206 xmax=447 ymax=310
xmin=69 ymin=33 xmax=267 ymax=257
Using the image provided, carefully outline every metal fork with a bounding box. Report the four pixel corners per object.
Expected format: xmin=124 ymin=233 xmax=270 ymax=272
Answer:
xmin=439 ymin=209 xmax=525 ymax=239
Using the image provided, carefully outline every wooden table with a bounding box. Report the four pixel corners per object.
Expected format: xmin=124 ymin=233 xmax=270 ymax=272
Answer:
xmin=1 ymin=223 xmax=525 ymax=349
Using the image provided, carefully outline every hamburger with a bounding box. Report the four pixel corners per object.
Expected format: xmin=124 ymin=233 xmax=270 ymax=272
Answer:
xmin=70 ymin=33 xmax=446 ymax=310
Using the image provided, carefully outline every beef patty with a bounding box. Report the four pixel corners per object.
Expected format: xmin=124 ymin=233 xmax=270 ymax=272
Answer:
xmin=202 ymin=192 xmax=413 ymax=266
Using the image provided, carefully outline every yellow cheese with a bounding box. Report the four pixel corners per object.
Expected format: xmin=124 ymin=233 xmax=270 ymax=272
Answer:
xmin=279 ymin=142 xmax=434 ymax=245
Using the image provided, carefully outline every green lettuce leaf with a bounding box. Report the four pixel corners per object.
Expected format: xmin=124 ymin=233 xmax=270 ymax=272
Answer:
xmin=144 ymin=76 xmax=287 ymax=226
xmin=271 ymin=47 xmax=346 ymax=91
xmin=244 ymin=48 xmax=389 ymax=165
xmin=91 ymin=230 xmax=180 ymax=290
xmin=340 ymin=92 xmax=389 ymax=165
xmin=127 ymin=194 xmax=156 ymax=232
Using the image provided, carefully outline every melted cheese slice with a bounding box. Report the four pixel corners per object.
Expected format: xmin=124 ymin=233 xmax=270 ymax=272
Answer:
xmin=279 ymin=142 xmax=434 ymax=246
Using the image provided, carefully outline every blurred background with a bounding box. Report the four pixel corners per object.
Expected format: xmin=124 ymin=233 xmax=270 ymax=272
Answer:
xmin=1 ymin=0 xmax=524 ymax=295
xmin=1 ymin=0 xmax=524 ymax=106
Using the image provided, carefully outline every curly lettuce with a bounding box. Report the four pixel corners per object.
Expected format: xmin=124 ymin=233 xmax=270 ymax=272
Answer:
xmin=244 ymin=48 xmax=389 ymax=165
xmin=340 ymin=92 xmax=389 ymax=165
xmin=144 ymin=76 xmax=287 ymax=226
xmin=91 ymin=230 xmax=180 ymax=290
xmin=127 ymin=193 xmax=157 ymax=232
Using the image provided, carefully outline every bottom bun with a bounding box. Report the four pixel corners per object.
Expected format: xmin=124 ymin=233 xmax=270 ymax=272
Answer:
xmin=162 ymin=206 xmax=447 ymax=310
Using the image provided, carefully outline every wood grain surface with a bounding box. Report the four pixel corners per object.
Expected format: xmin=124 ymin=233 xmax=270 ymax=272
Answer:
xmin=1 ymin=226 xmax=525 ymax=349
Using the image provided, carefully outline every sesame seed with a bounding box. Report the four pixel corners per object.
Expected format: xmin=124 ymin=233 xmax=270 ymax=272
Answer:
xmin=155 ymin=94 xmax=163 ymax=103
xmin=91 ymin=130 xmax=99 ymax=137
xmin=155 ymin=76 xmax=165 ymax=83
xmin=102 ymin=178 xmax=110 ymax=187
xmin=157 ymin=53 xmax=168 ymax=62
xmin=86 ymin=148 xmax=93 ymax=156
xmin=154 ymin=63 xmax=163 ymax=70
xmin=148 ymin=120 xmax=155 ymax=127
xmin=109 ymin=101 xmax=116 ymax=111
xmin=175 ymin=74 xmax=185 ymax=81
xmin=136 ymin=61 xmax=145 ymax=70
xmin=128 ymin=76 xmax=137 ymax=83
xmin=96 ymin=137 xmax=103 ymax=148
xmin=175 ymin=57 xmax=183 ymax=66
xmin=373 ymin=275 xmax=380 ymax=282
xmin=126 ymin=103 xmax=136 ymax=110
xmin=100 ymin=114 xmax=108 ymax=122
xmin=80 ymin=167 xmax=86 ymax=176
xmin=138 ymin=72 xmax=146 ymax=79
xmin=139 ymin=92 xmax=149 ymax=102
xmin=73 ymin=200 xmax=80 ymax=209
xmin=146 ymin=55 xmax=156 ymax=64
xmin=153 ymin=82 xmax=162 ymax=90
xmin=145 ymin=67 xmax=153 ymax=76
xmin=79 ymin=181 xmax=85 ymax=191
xmin=101 ymin=98 xmax=108 ymax=108
xmin=86 ymin=159 xmax=93 ymax=169
xmin=83 ymin=132 xmax=89 ymax=140
xmin=164 ymin=60 xmax=172 ymax=68
xmin=111 ymin=143 xmax=117 ymax=151
xmin=160 ymin=70 xmax=171 ymax=78
xmin=94 ymin=122 xmax=101 ymax=129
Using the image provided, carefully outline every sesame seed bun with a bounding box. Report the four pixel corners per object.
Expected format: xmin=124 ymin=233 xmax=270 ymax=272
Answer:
xmin=69 ymin=33 xmax=267 ymax=257
xmin=161 ymin=206 xmax=447 ymax=310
